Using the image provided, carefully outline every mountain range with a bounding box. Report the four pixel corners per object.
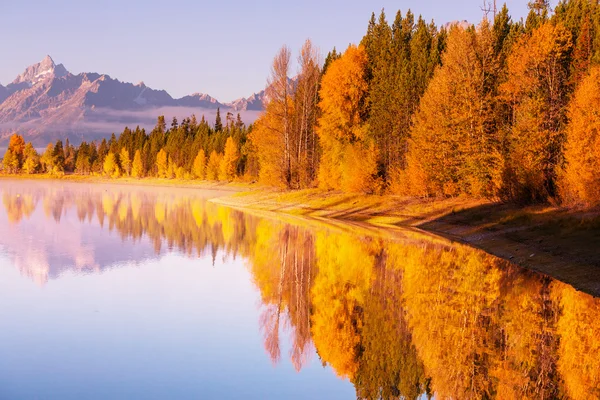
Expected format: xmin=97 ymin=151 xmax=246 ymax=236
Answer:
xmin=0 ymin=56 xmax=266 ymax=145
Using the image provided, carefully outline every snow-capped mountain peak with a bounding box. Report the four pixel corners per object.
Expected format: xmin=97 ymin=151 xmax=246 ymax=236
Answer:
xmin=12 ymin=55 xmax=68 ymax=86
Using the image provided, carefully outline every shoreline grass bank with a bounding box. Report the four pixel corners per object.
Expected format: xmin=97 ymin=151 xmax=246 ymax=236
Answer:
xmin=214 ymin=188 xmax=600 ymax=297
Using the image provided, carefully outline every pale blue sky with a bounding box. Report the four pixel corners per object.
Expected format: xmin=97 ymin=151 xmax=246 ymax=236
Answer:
xmin=1 ymin=0 xmax=531 ymax=102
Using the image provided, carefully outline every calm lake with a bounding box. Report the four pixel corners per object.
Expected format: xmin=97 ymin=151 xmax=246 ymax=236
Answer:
xmin=0 ymin=180 xmax=599 ymax=399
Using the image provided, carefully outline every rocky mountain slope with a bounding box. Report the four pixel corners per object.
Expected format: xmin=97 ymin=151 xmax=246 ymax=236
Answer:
xmin=0 ymin=56 xmax=265 ymax=145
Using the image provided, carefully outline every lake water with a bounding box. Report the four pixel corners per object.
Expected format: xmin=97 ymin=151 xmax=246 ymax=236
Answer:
xmin=0 ymin=180 xmax=599 ymax=399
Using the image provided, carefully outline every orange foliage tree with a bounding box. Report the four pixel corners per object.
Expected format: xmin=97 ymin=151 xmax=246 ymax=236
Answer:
xmin=560 ymin=66 xmax=600 ymax=207
xmin=317 ymin=45 xmax=380 ymax=193
xmin=500 ymin=22 xmax=572 ymax=203
xmin=402 ymin=23 xmax=503 ymax=198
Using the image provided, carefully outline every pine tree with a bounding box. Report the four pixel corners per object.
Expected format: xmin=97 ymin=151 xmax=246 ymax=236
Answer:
xmin=52 ymin=140 xmax=65 ymax=175
xmin=75 ymin=142 xmax=91 ymax=175
xmin=215 ymin=108 xmax=223 ymax=132
xmin=572 ymin=15 xmax=592 ymax=84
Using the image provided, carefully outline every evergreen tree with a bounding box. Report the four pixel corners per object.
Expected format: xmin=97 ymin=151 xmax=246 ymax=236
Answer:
xmin=215 ymin=108 xmax=223 ymax=132
xmin=52 ymin=141 xmax=65 ymax=174
xmin=75 ymin=142 xmax=91 ymax=175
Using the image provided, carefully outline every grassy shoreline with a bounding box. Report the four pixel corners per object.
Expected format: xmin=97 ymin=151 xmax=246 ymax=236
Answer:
xmin=0 ymin=173 xmax=252 ymax=192
xmin=3 ymin=174 xmax=599 ymax=296
xmin=214 ymin=188 xmax=600 ymax=297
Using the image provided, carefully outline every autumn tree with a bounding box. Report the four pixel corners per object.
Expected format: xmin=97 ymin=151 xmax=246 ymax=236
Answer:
xmin=500 ymin=22 xmax=572 ymax=203
xmin=249 ymin=46 xmax=293 ymax=187
xmin=119 ymin=147 xmax=131 ymax=177
xmin=22 ymin=143 xmax=39 ymax=174
xmin=131 ymin=149 xmax=144 ymax=178
xmin=192 ymin=149 xmax=207 ymax=180
xmin=2 ymin=149 xmax=19 ymax=173
xmin=219 ymin=137 xmax=239 ymax=181
xmin=40 ymin=143 xmax=55 ymax=173
xmin=7 ymin=133 xmax=26 ymax=170
xmin=207 ymin=150 xmax=221 ymax=180
xmin=291 ymin=39 xmax=321 ymax=187
xmin=317 ymin=44 xmax=379 ymax=193
xmin=560 ymin=66 xmax=600 ymax=206
xmin=403 ymin=22 xmax=503 ymax=197
xmin=103 ymin=152 xmax=120 ymax=178
xmin=156 ymin=148 xmax=168 ymax=178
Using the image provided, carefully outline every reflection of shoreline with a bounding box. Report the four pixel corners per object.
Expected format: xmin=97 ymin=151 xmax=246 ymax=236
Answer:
xmin=0 ymin=181 xmax=255 ymax=286
xmin=2 ymin=181 xmax=600 ymax=399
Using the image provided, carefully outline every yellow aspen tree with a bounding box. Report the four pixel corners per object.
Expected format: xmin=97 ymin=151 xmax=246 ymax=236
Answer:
xmin=156 ymin=148 xmax=168 ymax=178
xmin=249 ymin=114 xmax=287 ymax=187
xmin=220 ymin=136 xmax=239 ymax=181
xmin=103 ymin=152 xmax=118 ymax=177
xmin=248 ymin=46 xmax=293 ymax=187
xmin=192 ymin=149 xmax=207 ymax=180
xmin=119 ymin=147 xmax=131 ymax=177
xmin=131 ymin=149 xmax=144 ymax=178
xmin=22 ymin=143 xmax=39 ymax=174
xmin=207 ymin=150 xmax=222 ymax=181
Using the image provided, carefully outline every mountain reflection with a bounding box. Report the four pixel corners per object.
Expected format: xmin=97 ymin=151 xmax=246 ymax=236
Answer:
xmin=1 ymin=182 xmax=599 ymax=399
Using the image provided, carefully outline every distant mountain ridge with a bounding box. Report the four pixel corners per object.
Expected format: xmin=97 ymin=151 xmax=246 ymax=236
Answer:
xmin=0 ymin=56 xmax=266 ymax=145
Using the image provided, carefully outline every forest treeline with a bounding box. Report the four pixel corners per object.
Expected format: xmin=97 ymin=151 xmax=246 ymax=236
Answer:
xmin=1 ymin=109 xmax=250 ymax=181
xmin=3 ymin=0 xmax=600 ymax=207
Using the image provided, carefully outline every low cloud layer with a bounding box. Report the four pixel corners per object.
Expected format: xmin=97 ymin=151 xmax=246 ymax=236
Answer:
xmin=0 ymin=106 xmax=262 ymax=146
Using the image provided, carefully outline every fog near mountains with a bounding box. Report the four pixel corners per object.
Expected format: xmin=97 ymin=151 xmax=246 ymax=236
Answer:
xmin=0 ymin=106 xmax=261 ymax=145
xmin=0 ymin=56 xmax=265 ymax=146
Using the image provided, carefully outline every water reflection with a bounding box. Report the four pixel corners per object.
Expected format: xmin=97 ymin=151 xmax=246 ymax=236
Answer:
xmin=1 ymin=180 xmax=599 ymax=399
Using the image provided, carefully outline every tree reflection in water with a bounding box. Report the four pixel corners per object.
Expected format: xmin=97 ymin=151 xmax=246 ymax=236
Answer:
xmin=1 ymin=182 xmax=599 ymax=399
